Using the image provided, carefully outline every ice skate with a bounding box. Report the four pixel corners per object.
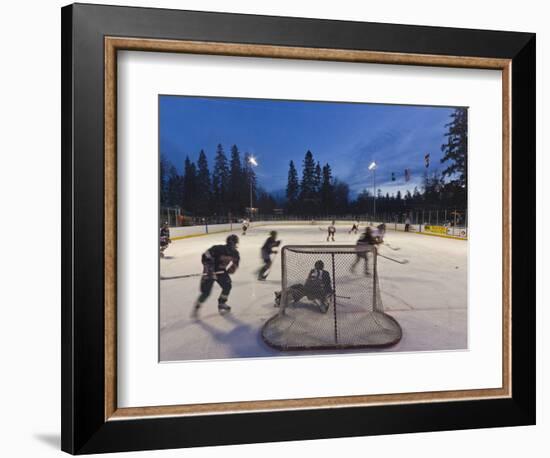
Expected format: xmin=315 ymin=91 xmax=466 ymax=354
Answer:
xmin=218 ymin=303 xmax=231 ymax=314
xmin=190 ymin=302 xmax=201 ymax=319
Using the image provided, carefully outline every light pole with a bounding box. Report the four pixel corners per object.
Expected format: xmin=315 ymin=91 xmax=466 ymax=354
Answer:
xmin=368 ymin=161 xmax=377 ymax=221
xmin=248 ymin=155 xmax=258 ymax=216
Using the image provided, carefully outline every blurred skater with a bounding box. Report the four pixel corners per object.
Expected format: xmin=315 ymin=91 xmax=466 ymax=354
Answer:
xmin=349 ymin=219 xmax=360 ymax=234
xmin=258 ymin=231 xmax=281 ymax=280
xmin=159 ymin=222 xmax=171 ymax=257
xmin=327 ymin=220 xmax=336 ymax=242
xmin=350 ymin=227 xmax=380 ymax=275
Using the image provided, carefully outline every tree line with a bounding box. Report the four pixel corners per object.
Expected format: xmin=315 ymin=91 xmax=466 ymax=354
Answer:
xmin=161 ymin=144 xmax=264 ymax=216
xmin=284 ymin=107 xmax=467 ymax=216
xmin=161 ymin=107 xmax=467 ymax=218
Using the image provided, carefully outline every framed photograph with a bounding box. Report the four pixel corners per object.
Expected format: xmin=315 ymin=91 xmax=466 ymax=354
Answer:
xmin=61 ymin=3 xmax=536 ymax=454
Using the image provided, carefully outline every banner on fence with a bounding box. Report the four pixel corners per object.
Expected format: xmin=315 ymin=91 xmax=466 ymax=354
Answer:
xmin=424 ymin=225 xmax=448 ymax=235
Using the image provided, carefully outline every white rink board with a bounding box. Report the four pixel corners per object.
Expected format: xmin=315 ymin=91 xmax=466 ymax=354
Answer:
xmin=117 ymin=51 xmax=502 ymax=408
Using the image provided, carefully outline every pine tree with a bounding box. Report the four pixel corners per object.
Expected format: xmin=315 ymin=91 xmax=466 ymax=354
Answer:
xmin=286 ymin=160 xmax=299 ymax=213
xmin=182 ymin=156 xmax=197 ymax=212
xmin=441 ymin=107 xmax=468 ymax=190
xmin=228 ymin=145 xmax=243 ymax=212
xmin=314 ymin=162 xmax=322 ymax=194
xmin=196 ymin=150 xmax=211 ymax=213
xmin=256 ymin=187 xmax=277 ymax=214
xmin=166 ymin=164 xmax=180 ymax=208
xmin=300 ymin=150 xmax=316 ymax=200
xmin=212 ymin=144 xmax=229 ymax=212
xmin=320 ymin=163 xmax=334 ymax=211
xmin=159 ymin=154 xmax=170 ymax=207
xmin=333 ymin=179 xmax=349 ymax=213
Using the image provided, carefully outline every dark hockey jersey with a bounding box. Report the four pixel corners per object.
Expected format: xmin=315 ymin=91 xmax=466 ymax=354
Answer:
xmin=261 ymin=236 xmax=281 ymax=256
xmin=305 ymin=268 xmax=333 ymax=295
xmin=201 ymin=244 xmax=240 ymax=273
xmin=357 ymin=231 xmax=377 ymax=245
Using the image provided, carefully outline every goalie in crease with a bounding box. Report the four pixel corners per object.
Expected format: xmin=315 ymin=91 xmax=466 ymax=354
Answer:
xmin=275 ymin=259 xmax=333 ymax=314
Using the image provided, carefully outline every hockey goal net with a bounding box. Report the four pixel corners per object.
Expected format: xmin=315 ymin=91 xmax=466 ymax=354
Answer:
xmin=261 ymin=245 xmax=402 ymax=350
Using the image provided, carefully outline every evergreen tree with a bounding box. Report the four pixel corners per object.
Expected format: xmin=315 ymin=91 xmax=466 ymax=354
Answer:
xmin=228 ymin=145 xmax=243 ymax=212
xmin=166 ymin=164 xmax=177 ymax=207
xmin=286 ymin=160 xmax=299 ymax=213
xmin=159 ymin=154 xmax=170 ymax=207
xmin=196 ymin=150 xmax=211 ymax=213
xmin=355 ymin=188 xmax=371 ymax=214
xmin=256 ymin=187 xmax=277 ymax=214
xmin=441 ymin=107 xmax=468 ymax=196
xmin=182 ymin=156 xmax=197 ymax=212
xmin=300 ymin=150 xmax=316 ymax=200
xmin=332 ymin=179 xmax=349 ymax=213
xmin=320 ymin=163 xmax=334 ymax=211
xmin=212 ymin=144 xmax=229 ymax=212
xmin=314 ymin=162 xmax=322 ymax=194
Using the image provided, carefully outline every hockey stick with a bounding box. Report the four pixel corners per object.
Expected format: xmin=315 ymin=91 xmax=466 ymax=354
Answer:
xmin=383 ymin=242 xmax=401 ymax=251
xmin=161 ymin=270 xmax=226 ymax=281
xmin=377 ymin=252 xmax=409 ymax=264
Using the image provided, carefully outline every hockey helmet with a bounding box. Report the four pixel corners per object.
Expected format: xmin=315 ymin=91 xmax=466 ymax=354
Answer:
xmin=226 ymin=234 xmax=239 ymax=246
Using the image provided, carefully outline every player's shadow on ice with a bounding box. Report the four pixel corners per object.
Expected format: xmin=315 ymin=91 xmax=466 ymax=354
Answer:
xmin=196 ymin=313 xmax=275 ymax=358
xmin=255 ymin=279 xmax=279 ymax=285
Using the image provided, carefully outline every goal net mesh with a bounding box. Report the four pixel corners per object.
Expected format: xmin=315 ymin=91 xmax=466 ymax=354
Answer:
xmin=261 ymin=245 xmax=402 ymax=350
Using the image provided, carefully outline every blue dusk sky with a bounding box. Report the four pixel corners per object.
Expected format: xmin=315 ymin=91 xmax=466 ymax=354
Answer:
xmin=159 ymin=95 xmax=461 ymax=198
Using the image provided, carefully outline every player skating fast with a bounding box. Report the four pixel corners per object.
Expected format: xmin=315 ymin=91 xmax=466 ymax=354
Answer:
xmin=374 ymin=223 xmax=386 ymax=243
xmin=191 ymin=234 xmax=240 ymax=318
xmin=258 ymin=231 xmax=281 ymax=281
xmin=159 ymin=222 xmax=171 ymax=257
xmin=349 ymin=219 xmax=360 ymax=234
xmin=327 ymin=220 xmax=336 ymax=242
xmin=350 ymin=226 xmax=380 ymax=275
xmin=241 ymin=218 xmax=250 ymax=235
xmin=275 ymin=260 xmax=333 ymax=314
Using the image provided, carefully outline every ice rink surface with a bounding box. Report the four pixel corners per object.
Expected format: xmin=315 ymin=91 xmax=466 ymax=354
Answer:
xmin=160 ymin=224 xmax=467 ymax=361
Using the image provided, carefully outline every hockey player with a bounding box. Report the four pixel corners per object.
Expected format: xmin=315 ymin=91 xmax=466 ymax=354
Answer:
xmin=327 ymin=220 xmax=336 ymax=242
xmin=275 ymin=260 xmax=333 ymax=313
xmin=374 ymin=223 xmax=386 ymax=243
xmin=257 ymin=231 xmax=281 ymax=280
xmin=241 ymin=218 xmax=250 ymax=235
xmin=350 ymin=226 xmax=380 ymax=275
xmin=159 ymin=222 xmax=171 ymax=257
xmin=349 ymin=219 xmax=360 ymax=234
xmin=191 ymin=234 xmax=240 ymax=318
xmin=404 ymin=215 xmax=411 ymax=232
